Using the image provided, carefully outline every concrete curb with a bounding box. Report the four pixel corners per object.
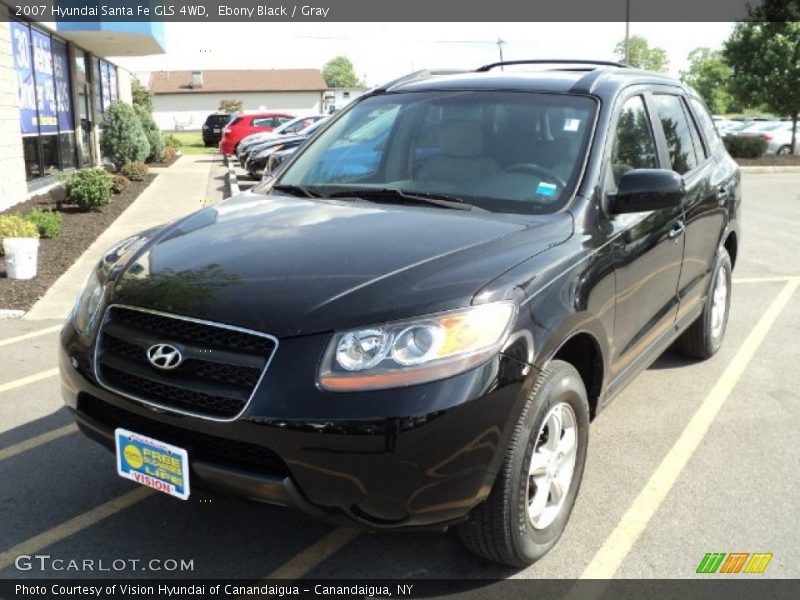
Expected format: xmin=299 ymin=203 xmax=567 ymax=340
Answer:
xmin=224 ymin=154 xmax=240 ymax=197
xmin=739 ymin=166 xmax=800 ymax=173
xmin=0 ymin=309 xmax=25 ymax=319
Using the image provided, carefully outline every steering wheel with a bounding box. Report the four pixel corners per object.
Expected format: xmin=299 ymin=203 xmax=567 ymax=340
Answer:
xmin=505 ymin=163 xmax=567 ymax=190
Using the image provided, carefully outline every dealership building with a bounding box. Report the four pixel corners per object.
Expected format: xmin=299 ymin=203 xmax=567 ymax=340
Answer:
xmin=0 ymin=2 xmax=165 ymax=211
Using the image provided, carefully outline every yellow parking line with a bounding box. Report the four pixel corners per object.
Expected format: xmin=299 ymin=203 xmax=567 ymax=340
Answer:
xmin=578 ymin=279 xmax=799 ymax=582
xmin=0 ymin=487 xmax=153 ymax=571
xmin=0 ymin=368 xmax=59 ymax=395
xmin=0 ymin=423 xmax=78 ymax=462
xmin=264 ymin=527 xmax=360 ymax=580
xmin=733 ymin=275 xmax=800 ymax=284
xmin=0 ymin=324 xmax=62 ymax=348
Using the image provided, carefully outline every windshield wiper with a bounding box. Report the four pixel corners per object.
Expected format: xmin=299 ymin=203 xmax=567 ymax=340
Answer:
xmin=326 ymin=188 xmax=484 ymax=212
xmin=272 ymin=184 xmax=321 ymax=199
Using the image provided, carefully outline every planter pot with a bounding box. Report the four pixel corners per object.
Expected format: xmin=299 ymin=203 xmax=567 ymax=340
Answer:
xmin=3 ymin=237 xmax=39 ymax=280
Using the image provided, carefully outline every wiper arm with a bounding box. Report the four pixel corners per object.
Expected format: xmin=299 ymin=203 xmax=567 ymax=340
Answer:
xmin=272 ymin=184 xmax=321 ymax=199
xmin=327 ymin=188 xmax=484 ymax=212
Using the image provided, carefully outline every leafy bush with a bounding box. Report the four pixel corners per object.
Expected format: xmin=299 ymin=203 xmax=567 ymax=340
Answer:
xmin=100 ymin=100 xmax=149 ymax=168
xmin=135 ymin=104 xmax=164 ymax=163
xmin=0 ymin=214 xmax=39 ymax=239
xmin=120 ymin=161 xmax=149 ymax=182
xmin=112 ymin=174 xmax=130 ymax=194
xmin=164 ymin=134 xmax=182 ymax=149
xmin=63 ymin=168 xmax=114 ymax=210
xmin=724 ymin=135 xmax=767 ymax=158
xmin=27 ymin=208 xmax=62 ymax=238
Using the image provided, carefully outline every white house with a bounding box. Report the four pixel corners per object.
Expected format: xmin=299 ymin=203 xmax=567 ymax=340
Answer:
xmin=322 ymin=87 xmax=369 ymax=114
xmin=148 ymin=69 xmax=328 ymax=131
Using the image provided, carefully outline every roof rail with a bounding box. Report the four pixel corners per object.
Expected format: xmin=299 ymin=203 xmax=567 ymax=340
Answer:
xmin=369 ymin=68 xmax=472 ymax=94
xmin=475 ymin=59 xmax=628 ymax=72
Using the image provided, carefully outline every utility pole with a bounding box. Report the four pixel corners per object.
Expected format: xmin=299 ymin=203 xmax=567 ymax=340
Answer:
xmin=624 ymin=0 xmax=631 ymax=64
xmin=497 ymin=38 xmax=506 ymax=69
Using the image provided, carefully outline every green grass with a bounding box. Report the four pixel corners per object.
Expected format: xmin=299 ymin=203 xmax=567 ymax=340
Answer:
xmin=167 ymin=131 xmax=218 ymax=155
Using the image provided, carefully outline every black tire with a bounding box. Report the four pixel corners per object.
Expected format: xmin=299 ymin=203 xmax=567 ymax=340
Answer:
xmin=675 ymin=248 xmax=732 ymax=360
xmin=777 ymin=145 xmax=791 ymax=156
xmin=457 ymin=359 xmax=589 ymax=567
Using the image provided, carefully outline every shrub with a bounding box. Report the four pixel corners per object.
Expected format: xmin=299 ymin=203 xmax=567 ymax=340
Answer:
xmin=63 ymin=168 xmax=114 ymax=210
xmin=724 ymin=135 xmax=767 ymax=158
xmin=163 ymin=145 xmax=178 ymax=162
xmin=135 ymin=104 xmax=164 ymax=163
xmin=164 ymin=134 xmax=182 ymax=149
xmin=27 ymin=208 xmax=62 ymax=238
xmin=112 ymin=174 xmax=130 ymax=194
xmin=0 ymin=214 xmax=39 ymax=239
xmin=100 ymin=100 xmax=149 ymax=168
xmin=120 ymin=161 xmax=149 ymax=182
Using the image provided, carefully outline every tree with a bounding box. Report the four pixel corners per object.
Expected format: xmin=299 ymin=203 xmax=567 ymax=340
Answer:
xmin=131 ymin=77 xmax=153 ymax=113
xmin=99 ymin=101 xmax=149 ymax=168
xmin=724 ymin=3 xmax=800 ymax=154
xmin=680 ymin=48 xmax=734 ymax=114
xmin=614 ymin=35 xmax=668 ymax=72
xmin=322 ymin=56 xmax=360 ymax=88
xmin=218 ymin=99 xmax=243 ymax=113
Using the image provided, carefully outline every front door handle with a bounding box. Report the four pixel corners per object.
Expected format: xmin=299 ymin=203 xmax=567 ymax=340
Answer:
xmin=668 ymin=220 xmax=686 ymax=242
xmin=716 ymin=186 xmax=730 ymax=205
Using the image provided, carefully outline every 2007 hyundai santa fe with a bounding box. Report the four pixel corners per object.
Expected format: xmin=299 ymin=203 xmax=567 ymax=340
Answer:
xmin=61 ymin=60 xmax=740 ymax=567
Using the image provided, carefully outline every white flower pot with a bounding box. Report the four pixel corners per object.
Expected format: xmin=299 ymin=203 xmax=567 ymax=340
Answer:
xmin=3 ymin=237 xmax=39 ymax=280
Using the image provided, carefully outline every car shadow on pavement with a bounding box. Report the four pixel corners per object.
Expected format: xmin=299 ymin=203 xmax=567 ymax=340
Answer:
xmin=648 ymin=346 xmax=699 ymax=370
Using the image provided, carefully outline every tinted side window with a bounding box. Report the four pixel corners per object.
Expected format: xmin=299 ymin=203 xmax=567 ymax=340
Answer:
xmin=653 ymin=95 xmax=698 ymax=174
xmin=689 ymin=97 xmax=722 ymax=155
xmin=610 ymin=96 xmax=658 ymax=187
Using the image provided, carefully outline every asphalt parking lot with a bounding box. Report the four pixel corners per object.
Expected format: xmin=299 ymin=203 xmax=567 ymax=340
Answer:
xmin=0 ymin=173 xmax=798 ymax=585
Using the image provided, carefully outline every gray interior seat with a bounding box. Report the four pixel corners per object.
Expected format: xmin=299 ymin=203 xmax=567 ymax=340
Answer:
xmin=417 ymin=120 xmax=500 ymax=186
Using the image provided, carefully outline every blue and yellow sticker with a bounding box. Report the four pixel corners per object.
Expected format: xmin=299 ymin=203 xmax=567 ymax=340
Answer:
xmin=115 ymin=428 xmax=190 ymax=500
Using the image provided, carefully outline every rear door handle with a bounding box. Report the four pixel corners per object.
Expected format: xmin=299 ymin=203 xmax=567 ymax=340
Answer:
xmin=668 ymin=220 xmax=686 ymax=242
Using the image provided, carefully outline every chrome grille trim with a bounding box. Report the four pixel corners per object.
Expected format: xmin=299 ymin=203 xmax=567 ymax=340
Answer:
xmin=93 ymin=304 xmax=279 ymax=423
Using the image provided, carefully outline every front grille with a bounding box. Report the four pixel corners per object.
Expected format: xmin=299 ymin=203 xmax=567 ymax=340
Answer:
xmin=95 ymin=306 xmax=276 ymax=419
xmin=79 ymin=395 xmax=289 ymax=476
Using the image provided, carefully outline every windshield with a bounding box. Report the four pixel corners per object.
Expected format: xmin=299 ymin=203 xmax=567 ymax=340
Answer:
xmin=269 ymin=91 xmax=597 ymax=214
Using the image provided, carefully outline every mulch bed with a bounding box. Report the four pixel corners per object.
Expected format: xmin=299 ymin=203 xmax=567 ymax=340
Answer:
xmin=735 ymin=155 xmax=800 ymax=166
xmin=0 ymin=174 xmax=156 ymax=311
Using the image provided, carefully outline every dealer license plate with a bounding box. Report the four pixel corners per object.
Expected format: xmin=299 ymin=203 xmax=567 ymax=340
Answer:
xmin=115 ymin=428 xmax=190 ymax=500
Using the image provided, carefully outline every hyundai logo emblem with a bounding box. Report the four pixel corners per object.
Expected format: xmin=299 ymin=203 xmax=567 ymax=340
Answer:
xmin=146 ymin=343 xmax=183 ymax=370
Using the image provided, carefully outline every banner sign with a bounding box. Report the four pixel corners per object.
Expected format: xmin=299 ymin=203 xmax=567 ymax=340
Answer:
xmin=52 ymin=38 xmax=74 ymax=132
xmin=31 ymin=28 xmax=58 ymax=134
xmin=10 ymin=20 xmax=37 ymax=135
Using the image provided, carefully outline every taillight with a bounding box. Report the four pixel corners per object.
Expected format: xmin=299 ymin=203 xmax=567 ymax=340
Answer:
xmin=223 ymin=127 xmax=232 ymax=134
xmin=762 ymin=135 xmax=773 ymax=141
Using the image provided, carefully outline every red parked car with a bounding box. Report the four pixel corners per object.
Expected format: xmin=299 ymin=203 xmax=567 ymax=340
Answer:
xmin=219 ymin=112 xmax=294 ymax=155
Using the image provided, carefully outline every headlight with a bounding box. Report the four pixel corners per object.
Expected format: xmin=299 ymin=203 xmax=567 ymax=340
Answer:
xmin=71 ymin=268 xmax=105 ymax=337
xmin=318 ymin=302 xmax=517 ymax=392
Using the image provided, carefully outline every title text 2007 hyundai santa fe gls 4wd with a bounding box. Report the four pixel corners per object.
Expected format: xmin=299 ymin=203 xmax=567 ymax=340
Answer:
xmin=61 ymin=60 xmax=740 ymax=567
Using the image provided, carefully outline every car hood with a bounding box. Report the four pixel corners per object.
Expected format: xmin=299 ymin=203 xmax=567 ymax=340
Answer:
xmin=110 ymin=192 xmax=573 ymax=338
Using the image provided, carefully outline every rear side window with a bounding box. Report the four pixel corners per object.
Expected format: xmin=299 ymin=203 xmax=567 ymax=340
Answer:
xmin=610 ymin=96 xmax=658 ymax=187
xmin=653 ymin=95 xmax=698 ymax=174
xmin=253 ymin=117 xmax=279 ymax=127
xmin=228 ymin=117 xmax=243 ymax=127
xmin=689 ymin=97 xmax=723 ymax=156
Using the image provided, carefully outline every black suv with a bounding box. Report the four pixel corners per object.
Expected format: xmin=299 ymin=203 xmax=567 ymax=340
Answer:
xmin=201 ymin=112 xmax=232 ymax=147
xmin=61 ymin=61 xmax=740 ymax=567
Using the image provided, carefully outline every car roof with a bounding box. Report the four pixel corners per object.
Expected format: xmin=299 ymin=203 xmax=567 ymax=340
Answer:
xmin=386 ymin=65 xmax=686 ymax=98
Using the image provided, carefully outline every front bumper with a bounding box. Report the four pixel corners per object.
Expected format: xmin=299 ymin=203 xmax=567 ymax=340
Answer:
xmin=60 ymin=327 xmax=530 ymax=529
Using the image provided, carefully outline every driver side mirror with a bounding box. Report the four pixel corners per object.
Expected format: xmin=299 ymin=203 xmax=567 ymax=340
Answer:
xmin=610 ymin=169 xmax=685 ymax=214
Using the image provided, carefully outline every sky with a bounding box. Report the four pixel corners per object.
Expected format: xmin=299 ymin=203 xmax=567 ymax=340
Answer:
xmin=111 ymin=22 xmax=735 ymax=85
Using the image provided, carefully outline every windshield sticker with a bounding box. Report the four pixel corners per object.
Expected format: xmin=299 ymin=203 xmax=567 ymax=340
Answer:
xmin=563 ymin=118 xmax=581 ymax=132
xmin=536 ymin=182 xmax=558 ymax=197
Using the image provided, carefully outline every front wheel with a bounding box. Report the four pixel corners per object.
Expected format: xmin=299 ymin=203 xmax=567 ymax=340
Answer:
xmin=675 ymin=248 xmax=732 ymax=359
xmin=457 ymin=360 xmax=589 ymax=567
